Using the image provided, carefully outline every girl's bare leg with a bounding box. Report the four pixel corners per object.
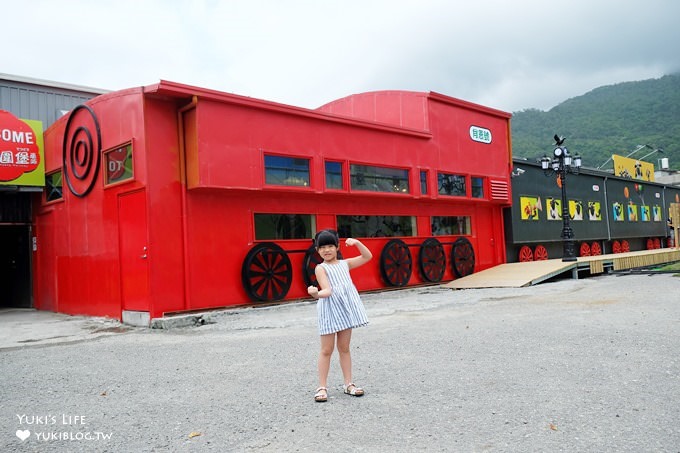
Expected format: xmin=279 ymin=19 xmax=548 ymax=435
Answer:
xmin=336 ymin=329 xmax=353 ymax=385
xmin=318 ymin=333 xmax=336 ymax=391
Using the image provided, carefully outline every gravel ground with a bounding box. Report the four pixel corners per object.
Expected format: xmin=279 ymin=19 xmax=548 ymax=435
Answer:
xmin=1 ymin=273 xmax=679 ymax=452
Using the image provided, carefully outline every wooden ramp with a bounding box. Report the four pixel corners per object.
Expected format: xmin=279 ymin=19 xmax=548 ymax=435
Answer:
xmin=443 ymin=248 xmax=680 ymax=289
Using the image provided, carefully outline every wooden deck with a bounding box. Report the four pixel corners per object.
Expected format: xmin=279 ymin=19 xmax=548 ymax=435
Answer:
xmin=443 ymin=248 xmax=680 ymax=289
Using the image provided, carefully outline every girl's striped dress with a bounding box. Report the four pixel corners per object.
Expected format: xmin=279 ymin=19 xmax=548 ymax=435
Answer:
xmin=317 ymin=260 xmax=369 ymax=335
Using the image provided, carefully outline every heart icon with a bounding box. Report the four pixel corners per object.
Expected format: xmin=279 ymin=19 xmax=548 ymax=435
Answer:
xmin=16 ymin=429 xmax=30 ymax=441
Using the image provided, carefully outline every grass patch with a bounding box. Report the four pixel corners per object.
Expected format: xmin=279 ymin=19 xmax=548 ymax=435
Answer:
xmin=656 ymin=261 xmax=680 ymax=272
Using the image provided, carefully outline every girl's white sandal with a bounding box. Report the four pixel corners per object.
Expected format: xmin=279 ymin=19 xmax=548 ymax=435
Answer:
xmin=314 ymin=387 xmax=328 ymax=402
xmin=343 ymin=383 xmax=364 ymax=397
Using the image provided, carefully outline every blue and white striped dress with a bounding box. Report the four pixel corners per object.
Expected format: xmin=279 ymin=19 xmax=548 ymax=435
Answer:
xmin=317 ymin=260 xmax=369 ymax=335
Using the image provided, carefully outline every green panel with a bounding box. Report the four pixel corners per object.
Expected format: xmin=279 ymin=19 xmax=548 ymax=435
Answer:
xmin=508 ymin=162 xmax=607 ymax=243
xmin=605 ymin=178 xmax=666 ymax=238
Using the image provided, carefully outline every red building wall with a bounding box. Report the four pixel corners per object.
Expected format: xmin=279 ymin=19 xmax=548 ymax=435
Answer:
xmin=33 ymin=82 xmax=512 ymax=321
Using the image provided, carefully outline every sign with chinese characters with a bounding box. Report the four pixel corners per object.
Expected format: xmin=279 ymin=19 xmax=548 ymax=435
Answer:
xmin=469 ymin=125 xmax=492 ymax=144
xmin=0 ymin=110 xmax=44 ymax=186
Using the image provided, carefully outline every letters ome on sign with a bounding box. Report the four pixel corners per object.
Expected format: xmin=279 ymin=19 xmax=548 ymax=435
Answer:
xmin=0 ymin=110 xmax=44 ymax=185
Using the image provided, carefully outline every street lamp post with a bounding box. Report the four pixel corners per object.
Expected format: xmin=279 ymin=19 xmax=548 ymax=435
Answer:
xmin=541 ymin=135 xmax=582 ymax=262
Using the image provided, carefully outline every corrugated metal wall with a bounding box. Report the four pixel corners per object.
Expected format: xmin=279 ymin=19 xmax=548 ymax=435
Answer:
xmin=0 ymin=75 xmax=105 ymax=127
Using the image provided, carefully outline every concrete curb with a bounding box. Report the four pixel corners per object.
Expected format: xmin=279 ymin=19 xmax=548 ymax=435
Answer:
xmin=149 ymin=313 xmax=217 ymax=329
xmin=148 ymin=299 xmax=317 ymax=329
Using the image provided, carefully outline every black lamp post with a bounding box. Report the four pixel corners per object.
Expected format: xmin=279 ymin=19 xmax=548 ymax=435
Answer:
xmin=541 ymin=135 xmax=582 ymax=262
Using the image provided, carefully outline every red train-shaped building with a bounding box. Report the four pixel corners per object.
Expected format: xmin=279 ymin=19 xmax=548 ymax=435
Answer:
xmin=33 ymin=81 xmax=513 ymax=323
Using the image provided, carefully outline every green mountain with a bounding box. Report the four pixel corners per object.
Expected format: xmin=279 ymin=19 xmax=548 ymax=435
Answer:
xmin=511 ymin=73 xmax=680 ymax=171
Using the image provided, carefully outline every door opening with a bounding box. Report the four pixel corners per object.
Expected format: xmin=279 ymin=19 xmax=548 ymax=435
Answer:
xmin=0 ymin=225 xmax=32 ymax=308
xmin=118 ymin=190 xmax=150 ymax=313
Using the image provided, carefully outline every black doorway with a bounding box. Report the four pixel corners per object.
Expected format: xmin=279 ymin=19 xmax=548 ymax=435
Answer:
xmin=0 ymin=190 xmax=33 ymax=308
xmin=0 ymin=225 xmax=32 ymax=308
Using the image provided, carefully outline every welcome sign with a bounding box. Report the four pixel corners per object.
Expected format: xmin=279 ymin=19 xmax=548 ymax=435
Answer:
xmin=0 ymin=110 xmax=45 ymax=186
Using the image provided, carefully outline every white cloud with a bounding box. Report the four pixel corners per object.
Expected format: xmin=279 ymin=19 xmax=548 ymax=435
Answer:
xmin=3 ymin=0 xmax=679 ymax=112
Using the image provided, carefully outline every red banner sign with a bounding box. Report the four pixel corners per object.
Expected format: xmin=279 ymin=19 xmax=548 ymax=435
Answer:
xmin=0 ymin=110 xmax=41 ymax=182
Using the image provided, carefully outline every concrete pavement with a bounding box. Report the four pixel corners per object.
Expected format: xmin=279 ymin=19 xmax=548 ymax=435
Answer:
xmin=2 ymin=273 xmax=680 ymax=452
xmin=0 ymin=308 xmax=135 ymax=350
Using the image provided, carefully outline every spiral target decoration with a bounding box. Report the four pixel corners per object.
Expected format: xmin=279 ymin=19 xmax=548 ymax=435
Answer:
xmin=62 ymin=105 xmax=102 ymax=197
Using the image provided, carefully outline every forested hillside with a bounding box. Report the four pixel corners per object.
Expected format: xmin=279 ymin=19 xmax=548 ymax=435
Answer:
xmin=511 ymin=74 xmax=680 ymax=171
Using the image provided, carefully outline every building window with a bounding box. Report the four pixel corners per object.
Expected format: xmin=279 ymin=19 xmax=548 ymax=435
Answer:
xmin=547 ymin=198 xmax=563 ymax=221
xmin=325 ymin=161 xmax=343 ymax=189
xmin=350 ymin=164 xmax=409 ymax=193
xmin=337 ymin=215 xmax=415 ymax=238
xmin=438 ymin=173 xmax=466 ymax=196
xmin=520 ymin=196 xmax=540 ymax=221
xmin=264 ymin=155 xmax=310 ymax=187
xmin=254 ymin=213 xmax=314 ymax=240
xmin=570 ymin=200 xmax=585 ymax=221
xmin=45 ymin=170 xmax=63 ymax=203
xmin=420 ymin=171 xmax=428 ymax=195
xmin=431 ymin=216 xmax=471 ymax=236
xmin=104 ymin=143 xmax=134 ymax=185
xmin=589 ymin=202 xmax=603 ymax=221
xmin=471 ymin=177 xmax=484 ymax=198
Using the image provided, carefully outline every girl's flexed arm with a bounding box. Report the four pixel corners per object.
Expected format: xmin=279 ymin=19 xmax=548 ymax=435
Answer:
xmin=308 ymin=266 xmax=332 ymax=299
xmin=344 ymin=238 xmax=372 ymax=270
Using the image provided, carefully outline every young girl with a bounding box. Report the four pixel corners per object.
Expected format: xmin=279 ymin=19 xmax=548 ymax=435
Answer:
xmin=307 ymin=229 xmax=372 ymax=403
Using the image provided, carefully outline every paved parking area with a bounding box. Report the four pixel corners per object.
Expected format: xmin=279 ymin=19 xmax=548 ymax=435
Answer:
xmin=0 ymin=309 xmax=133 ymax=350
xmin=1 ymin=273 xmax=679 ymax=452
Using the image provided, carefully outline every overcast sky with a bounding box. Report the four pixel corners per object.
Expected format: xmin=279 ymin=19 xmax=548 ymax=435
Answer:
xmin=4 ymin=0 xmax=680 ymax=113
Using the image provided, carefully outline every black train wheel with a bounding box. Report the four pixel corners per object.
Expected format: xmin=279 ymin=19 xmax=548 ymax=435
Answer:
xmin=380 ymin=239 xmax=412 ymax=287
xmin=241 ymin=242 xmax=292 ymax=302
xmin=303 ymin=246 xmax=343 ymax=288
xmin=451 ymin=237 xmax=475 ymax=278
xmin=418 ymin=238 xmax=446 ymax=282
xmin=302 ymin=245 xmax=323 ymax=288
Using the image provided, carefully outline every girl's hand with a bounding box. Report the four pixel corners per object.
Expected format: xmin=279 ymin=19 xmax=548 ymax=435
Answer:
xmin=344 ymin=237 xmax=372 ymax=270
xmin=307 ymin=285 xmax=319 ymax=298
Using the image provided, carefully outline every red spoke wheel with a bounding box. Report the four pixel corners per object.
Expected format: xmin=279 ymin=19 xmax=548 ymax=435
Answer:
xmin=612 ymin=240 xmax=621 ymax=254
xmin=579 ymin=242 xmax=591 ymax=257
xmin=621 ymin=240 xmax=630 ymax=253
xmin=590 ymin=242 xmax=602 ymax=256
xmin=241 ymin=243 xmax=292 ymax=302
xmin=518 ymin=245 xmax=533 ymax=262
xmin=533 ymin=245 xmax=548 ymax=260
xmin=646 ymin=238 xmax=654 ymax=250
xmin=451 ymin=237 xmax=475 ymax=278
xmin=380 ymin=239 xmax=412 ymax=287
xmin=418 ymin=238 xmax=446 ymax=283
xmin=654 ymin=238 xmax=661 ymax=249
